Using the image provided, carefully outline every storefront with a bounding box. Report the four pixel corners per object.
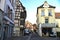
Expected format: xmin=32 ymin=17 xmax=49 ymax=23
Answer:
xmin=42 ymin=27 xmax=52 ymax=36
xmin=3 ymin=17 xmax=14 ymax=39
xmin=0 ymin=9 xmax=4 ymax=40
xmin=38 ymin=24 xmax=57 ymax=37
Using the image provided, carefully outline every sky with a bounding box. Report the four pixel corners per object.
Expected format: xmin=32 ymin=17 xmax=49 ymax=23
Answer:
xmin=20 ymin=0 xmax=60 ymax=24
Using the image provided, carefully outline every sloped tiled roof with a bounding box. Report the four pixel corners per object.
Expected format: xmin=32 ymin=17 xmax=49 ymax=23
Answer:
xmin=38 ymin=4 xmax=55 ymax=8
xmin=55 ymin=13 xmax=60 ymax=19
xmin=38 ymin=1 xmax=55 ymax=8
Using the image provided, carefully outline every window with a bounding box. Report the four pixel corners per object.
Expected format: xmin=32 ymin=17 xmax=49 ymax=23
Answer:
xmin=20 ymin=12 xmax=24 ymax=18
xmin=41 ymin=10 xmax=45 ymax=16
xmin=18 ymin=17 xmax=20 ymax=19
xmin=15 ymin=13 xmax=20 ymax=17
xmin=14 ymin=20 xmax=18 ymax=23
xmin=45 ymin=18 xmax=48 ymax=23
xmin=15 ymin=13 xmax=18 ymax=16
xmin=48 ymin=10 xmax=52 ymax=16
xmin=16 ymin=9 xmax=20 ymax=12
xmin=20 ymin=20 xmax=25 ymax=25
xmin=15 ymin=24 xmax=18 ymax=26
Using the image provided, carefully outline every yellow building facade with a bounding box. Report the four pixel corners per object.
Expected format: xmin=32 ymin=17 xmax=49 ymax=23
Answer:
xmin=56 ymin=19 xmax=60 ymax=27
xmin=37 ymin=1 xmax=59 ymax=36
xmin=37 ymin=8 xmax=55 ymax=24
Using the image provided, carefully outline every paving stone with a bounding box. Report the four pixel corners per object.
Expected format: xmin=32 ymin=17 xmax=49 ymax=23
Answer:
xmin=5 ymin=33 xmax=60 ymax=40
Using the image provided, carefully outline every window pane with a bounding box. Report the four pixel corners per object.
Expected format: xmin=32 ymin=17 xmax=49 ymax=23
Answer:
xmin=41 ymin=10 xmax=45 ymax=16
xmin=18 ymin=17 xmax=20 ymax=19
xmin=15 ymin=13 xmax=18 ymax=16
xmin=48 ymin=10 xmax=52 ymax=16
xmin=20 ymin=20 xmax=25 ymax=25
xmin=45 ymin=18 xmax=48 ymax=23
xmin=15 ymin=24 xmax=18 ymax=26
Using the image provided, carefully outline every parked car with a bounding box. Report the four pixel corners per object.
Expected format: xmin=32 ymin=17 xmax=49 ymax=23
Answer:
xmin=49 ymin=32 xmax=57 ymax=37
xmin=24 ymin=28 xmax=31 ymax=36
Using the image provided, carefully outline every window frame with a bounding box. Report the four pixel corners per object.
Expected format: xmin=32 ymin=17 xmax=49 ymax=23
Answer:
xmin=48 ymin=9 xmax=52 ymax=16
xmin=41 ymin=10 xmax=45 ymax=16
xmin=45 ymin=18 xmax=48 ymax=23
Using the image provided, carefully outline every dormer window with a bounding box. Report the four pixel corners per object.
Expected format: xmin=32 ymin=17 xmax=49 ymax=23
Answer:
xmin=48 ymin=10 xmax=52 ymax=16
xmin=41 ymin=10 xmax=45 ymax=16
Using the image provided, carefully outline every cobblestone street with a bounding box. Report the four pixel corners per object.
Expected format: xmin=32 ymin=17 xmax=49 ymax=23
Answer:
xmin=6 ymin=33 xmax=60 ymax=40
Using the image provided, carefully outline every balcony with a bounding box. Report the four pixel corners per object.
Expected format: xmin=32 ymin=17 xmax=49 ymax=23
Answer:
xmin=41 ymin=23 xmax=56 ymax=27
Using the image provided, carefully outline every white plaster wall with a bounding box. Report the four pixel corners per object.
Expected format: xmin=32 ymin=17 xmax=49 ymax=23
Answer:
xmin=0 ymin=0 xmax=5 ymax=11
xmin=5 ymin=0 xmax=15 ymax=23
xmin=6 ymin=0 xmax=13 ymax=11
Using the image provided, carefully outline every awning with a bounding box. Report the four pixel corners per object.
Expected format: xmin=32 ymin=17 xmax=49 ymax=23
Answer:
xmin=41 ymin=23 xmax=56 ymax=28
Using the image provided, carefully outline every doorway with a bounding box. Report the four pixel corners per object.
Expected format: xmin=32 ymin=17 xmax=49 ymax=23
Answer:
xmin=42 ymin=27 xmax=52 ymax=36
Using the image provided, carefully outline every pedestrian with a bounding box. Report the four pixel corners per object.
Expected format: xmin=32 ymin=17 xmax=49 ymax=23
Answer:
xmin=32 ymin=24 xmax=38 ymax=34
